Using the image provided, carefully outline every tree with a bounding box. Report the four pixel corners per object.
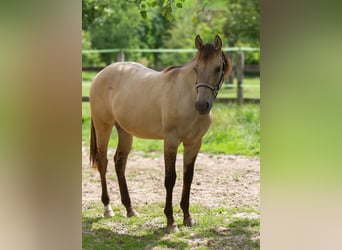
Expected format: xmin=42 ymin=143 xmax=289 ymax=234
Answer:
xmin=86 ymin=1 xmax=146 ymax=64
xmin=82 ymin=0 xmax=111 ymax=31
xmin=82 ymin=0 xmax=260 ymax=66
xmin=128 ymin=0 xmax=186 ymax=21
xmin=223 ymin=0 xmax=260 ymax=47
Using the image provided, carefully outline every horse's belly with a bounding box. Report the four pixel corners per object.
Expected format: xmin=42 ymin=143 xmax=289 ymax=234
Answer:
xmin=114 ymin=107 xmax=164 ymax=140
xmin=118 ymin=122 xmax=164 ymax=140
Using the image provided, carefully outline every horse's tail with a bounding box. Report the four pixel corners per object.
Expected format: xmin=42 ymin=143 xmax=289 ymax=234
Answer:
xmin=90 ymin=118 xmax=97 ymax=169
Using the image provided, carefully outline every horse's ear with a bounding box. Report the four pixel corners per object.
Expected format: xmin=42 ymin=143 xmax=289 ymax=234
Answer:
xmin=195 ymin=35 xmax=203 ymax=50
xmin=214 ymin=35 xmax=222 ymax=50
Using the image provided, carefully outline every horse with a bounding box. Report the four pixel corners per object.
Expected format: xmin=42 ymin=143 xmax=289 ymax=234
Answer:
xmin=89 ymin=35 xmax=231 ymax=233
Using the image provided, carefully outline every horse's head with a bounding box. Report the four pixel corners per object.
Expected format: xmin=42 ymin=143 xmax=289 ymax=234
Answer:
xmin=193 ymin=35 xmax=231 ymax=115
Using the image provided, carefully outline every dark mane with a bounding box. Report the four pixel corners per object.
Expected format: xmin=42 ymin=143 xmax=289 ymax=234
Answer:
xmin=163 ymin=65 xmax=183 ymax=74
xmin=196 ymin=43 xmax=218 ymax=60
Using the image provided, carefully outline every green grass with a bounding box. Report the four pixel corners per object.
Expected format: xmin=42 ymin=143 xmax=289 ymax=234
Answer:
xmin=82 ymin=203 xmax=259 ymax=249
xmin=201 ymin=103 xmax=260 ymax=155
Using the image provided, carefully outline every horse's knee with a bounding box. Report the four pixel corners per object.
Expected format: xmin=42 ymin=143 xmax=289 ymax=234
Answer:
xmin=164 ymin=170 xmax=176 ymax=189
xmin=183 ymin=165 xmax=194 ymax=183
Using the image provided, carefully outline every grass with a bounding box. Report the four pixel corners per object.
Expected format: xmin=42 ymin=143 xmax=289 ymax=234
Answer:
xmin=82 ymin=203 xmax=259 ymax=249
xmin=82 ymin=71 xmax=259 ymax=156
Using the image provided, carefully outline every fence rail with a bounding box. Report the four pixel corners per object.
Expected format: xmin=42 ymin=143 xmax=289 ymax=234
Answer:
xmin=82 ymin=47 xmax=259 ymax=54
xmin=82 ymin=49 xmax=260 ymax=104
xmin=82 ymin=64 xmax=259 ymax=74
xmin=82 ymin=96 xmax=259 ymax=104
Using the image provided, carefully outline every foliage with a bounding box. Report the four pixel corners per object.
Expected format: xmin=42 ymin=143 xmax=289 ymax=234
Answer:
xmin=82 ymin=31 xmax=103 ymax=66
xmin=82 ymin=0 xmax=111 ymax=31
xmin=87 ymin=1 xmax=146 ymax=64
xmin=224 ymin=0 xmax=260 ymax=47
xmin=129 ymin=0 xmax=186 ymax=21
xmin=82 ymin=0 xmax=260 ymax=66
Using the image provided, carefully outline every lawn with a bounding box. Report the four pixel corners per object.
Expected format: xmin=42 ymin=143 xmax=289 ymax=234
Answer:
xmin=82 ymin=203 xmax=260 ymax=249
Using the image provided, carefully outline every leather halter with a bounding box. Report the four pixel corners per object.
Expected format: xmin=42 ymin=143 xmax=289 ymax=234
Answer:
xmin=195 ymin=58 xmax=226 ymax=98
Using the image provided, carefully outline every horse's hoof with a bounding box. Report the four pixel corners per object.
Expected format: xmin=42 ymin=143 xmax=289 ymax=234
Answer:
xmin=184 ymin=217 xmax=196 ymax=227
xmin=127 ymin=209 xmax=139 ymax=217
xmin=166 ymin=223 xmax=179 ymax=234
xmin=104 ymin=209 xmax=114 ymax=217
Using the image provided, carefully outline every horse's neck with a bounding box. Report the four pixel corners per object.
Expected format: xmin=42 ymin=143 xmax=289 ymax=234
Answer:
xmin=179 ymin=63 xmax=197 ymax=94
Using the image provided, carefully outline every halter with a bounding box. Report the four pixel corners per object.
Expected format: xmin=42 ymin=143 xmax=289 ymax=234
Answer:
xmin=195 ymin=58 xmax=226 ymax=98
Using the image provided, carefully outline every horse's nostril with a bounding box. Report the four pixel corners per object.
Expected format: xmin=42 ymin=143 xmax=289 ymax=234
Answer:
xmin=205 ymin=102 xmax=209 ymax=109
xmin=195 ymin=101 xmax=211 ymax=114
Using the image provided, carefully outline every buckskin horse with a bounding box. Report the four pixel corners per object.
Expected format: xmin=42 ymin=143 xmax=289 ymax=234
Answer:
xmin=89 ymin=35 xmax=231 ymax=233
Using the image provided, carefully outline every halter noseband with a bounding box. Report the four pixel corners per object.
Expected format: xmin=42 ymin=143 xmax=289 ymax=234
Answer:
xmin=195 ymin=58 xmax=226 ymax=98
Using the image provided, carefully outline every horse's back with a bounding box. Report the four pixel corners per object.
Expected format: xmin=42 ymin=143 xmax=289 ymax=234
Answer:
xmin=90 ymin=62 xmax=166 ymax=138
xmin=90 ymin=62 xmax=210 ymax=142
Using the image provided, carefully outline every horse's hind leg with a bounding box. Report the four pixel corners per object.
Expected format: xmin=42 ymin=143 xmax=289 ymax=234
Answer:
xmin=114 ymin=125 xmax=138 ymax=217
xmin=92 ymin=120 xmax=114 ymax=217
xmin=181 ymin=140 xmax=202 ymax=227
xmin=163 ymin=137 xmax=180 ymax=233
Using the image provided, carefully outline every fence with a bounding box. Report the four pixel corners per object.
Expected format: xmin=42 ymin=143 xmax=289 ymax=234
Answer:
xmin=82 ymin=48 xmax=260 ymax=104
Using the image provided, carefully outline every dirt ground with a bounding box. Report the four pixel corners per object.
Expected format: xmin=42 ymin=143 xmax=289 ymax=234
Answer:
xmin=82 ymin=146 xmax=260 ymax=211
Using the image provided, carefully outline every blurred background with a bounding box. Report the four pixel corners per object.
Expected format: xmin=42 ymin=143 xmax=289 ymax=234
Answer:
xmin=1 ymin=0 xmax=341 ymax=249
xmin=82 ymin=0 xmax=259 ymax=68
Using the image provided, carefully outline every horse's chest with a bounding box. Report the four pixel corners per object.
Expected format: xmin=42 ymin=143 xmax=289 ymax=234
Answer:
xmin=177 ymin=114 xmax=211 ymax=142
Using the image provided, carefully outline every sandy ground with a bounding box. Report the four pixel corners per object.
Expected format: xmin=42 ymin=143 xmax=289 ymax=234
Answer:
xmin=82 ymin=147 xmax=260 ymax=211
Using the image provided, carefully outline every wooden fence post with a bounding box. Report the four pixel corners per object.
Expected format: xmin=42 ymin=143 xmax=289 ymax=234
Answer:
xmin=227 ymin=51 xmax=234 ymax=84
xmin=117 ymin=51 xmax=125 ymax=62
xmin=236 ymin=51 xmax=245 ymax=105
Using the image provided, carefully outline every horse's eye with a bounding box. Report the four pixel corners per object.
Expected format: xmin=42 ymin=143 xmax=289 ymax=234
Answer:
xmin=193 ymin=67 xmax=198 ymax=73
xmin=215 ymin=66 xmax=221 ymax=73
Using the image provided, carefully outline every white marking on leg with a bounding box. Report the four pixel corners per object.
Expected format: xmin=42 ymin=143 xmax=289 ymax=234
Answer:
xmin=104 ymin=204 xmax=114 ymax=217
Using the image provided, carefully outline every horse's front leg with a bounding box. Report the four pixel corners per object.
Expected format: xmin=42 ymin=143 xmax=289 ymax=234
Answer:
xmin=163 ymin=138 xmax=180 ymax=233
xmin=181 ymin=139 xmax=202 ymax=227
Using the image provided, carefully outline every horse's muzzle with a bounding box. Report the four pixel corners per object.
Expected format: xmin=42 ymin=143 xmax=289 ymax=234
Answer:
xmin=195 ymin=100 xmax=212 ymax=114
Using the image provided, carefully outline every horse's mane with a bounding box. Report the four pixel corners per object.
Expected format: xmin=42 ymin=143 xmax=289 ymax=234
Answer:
xmin=163 ymin=65 xmax=183 ymax=74
xmin=162 ymin=43 xmax=231 ymax=76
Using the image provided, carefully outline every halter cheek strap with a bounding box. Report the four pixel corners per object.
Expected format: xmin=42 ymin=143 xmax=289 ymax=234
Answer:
xmin=195 ymin=82 xmax=220 ymax=97
xmin=195 ymin=59 xmax=226 ymax=98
